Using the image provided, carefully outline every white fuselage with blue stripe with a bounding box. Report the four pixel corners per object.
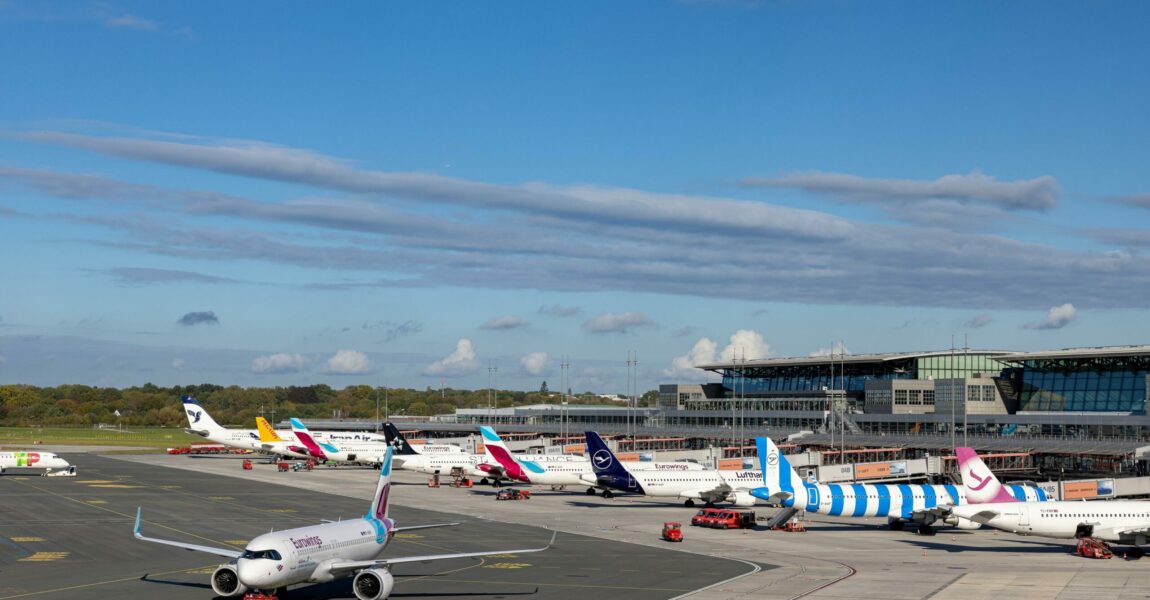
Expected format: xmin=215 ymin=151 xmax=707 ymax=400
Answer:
xmin=754 ymin=477 xmax=1047 ymax=519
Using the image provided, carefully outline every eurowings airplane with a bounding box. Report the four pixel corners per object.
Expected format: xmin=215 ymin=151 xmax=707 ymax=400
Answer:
xmin=750 ymin=437 xmax=1048 ymax=534
xmin=948 ymin=448 xmax=1150 ymax=557
xmin=480 ymin=426 xmax=707 ymax=494
xmin=381 ymin=422 xmax=465 ymax=454
xmin=0 ymin=451 xmax=72 ymax=475
xmin=585 ymin=430 xmax=754 ymax=506
xmin=134 ymin=445 xmax=554 ymax=599
xmin=254 ymin=416 xmax=311 ymax=459
xmin=290 ymin=418 xmax=390 ymax=467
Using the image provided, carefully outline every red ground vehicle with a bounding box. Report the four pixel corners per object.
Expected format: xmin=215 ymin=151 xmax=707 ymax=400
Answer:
xmin=1076 ymin=538 xmax=1113 ymax=559
xmin=495 ymin=488 xmax=531 ymax=501
xmin=662 ymin=522 xmax=684 ymax=542
xmin=709 ymin=510 xmax=756 ymax=529
xmin=241 ymin=459 xmax=253 ymax=470
xmin=276 ymin=462 xmax=290 ymax=472
xmin=691 ymin=507 xmax=724 ymax=527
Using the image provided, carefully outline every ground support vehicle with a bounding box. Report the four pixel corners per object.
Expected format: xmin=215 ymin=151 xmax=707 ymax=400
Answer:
xmin=709 ymin=510 xmax=756 ymax=529
xmin=495 ymin=488 xmax=531 ymax=501
xmin=662 ymin=522 xmax=684 ymax=542
xmin=691 ymin=507 xmax=724 ymax=527
xmin=1076 ymin=538 xmax=1113 ymax=559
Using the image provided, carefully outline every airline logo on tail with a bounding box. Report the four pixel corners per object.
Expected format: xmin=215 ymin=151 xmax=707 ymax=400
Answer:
xmin=365 ymin=446 xmax=395 ymax=543
xmin=256 ymin=417 xmax=285 ymax=443
xmin=956 ymin=447 xmax=1019 ymax=504
xmin=289 ymin=418 xmax=339 ymax=459
xmin=592 ymin=449 xmax=613 ymax=470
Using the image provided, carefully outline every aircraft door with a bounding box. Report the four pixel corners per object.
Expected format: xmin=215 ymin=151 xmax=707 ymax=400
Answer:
xmin=1018 ymin=507 xmax=1030 ymax=527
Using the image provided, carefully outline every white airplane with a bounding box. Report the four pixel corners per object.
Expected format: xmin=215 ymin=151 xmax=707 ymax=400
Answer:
xmin=585 ymin=430 xmax=757 ymax=507
xmin=134 ymin=445 xmax=554 ymax=599
xmin=749 ymin=439 xmax=1050 ymax=534
xmin=382 ymin=422 xmax=489 ymax=479
xmin=948 ymin=448 xmax=1150 ymax=557
xmin=381 ymin=422 xmax=465 ymax=454
xmin=0 ymin=451 xmax=72 ymax=475
xmin=289 ymin=418 xmax=390 ymax=467
xmin=182 ymin=397 xmax=378 ymax=458
xmin=480 ymin=426 xmax=705 ymax=494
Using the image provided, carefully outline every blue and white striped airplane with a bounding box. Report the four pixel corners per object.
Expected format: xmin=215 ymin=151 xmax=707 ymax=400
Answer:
xmin=750 ymin=437 xmax=1048 ymax=535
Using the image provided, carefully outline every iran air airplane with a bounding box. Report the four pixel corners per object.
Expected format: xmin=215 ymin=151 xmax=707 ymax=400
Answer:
xmin=585 ymin=430 xmax=756 ymax=507
xmin=751 ymin=437 xmax=1048 ymax=534
xmin=134 ymin=445 xmax=553 ymax=599
xmin=0 ymin=451 xmax=72 ymax=475
xmin=481 ymin=426 xmax=706 ymax=494
xmin=948 ymin=447 xmax=1150 ymax=557
xmin=290 ymin=418 xmax=390 ymax=467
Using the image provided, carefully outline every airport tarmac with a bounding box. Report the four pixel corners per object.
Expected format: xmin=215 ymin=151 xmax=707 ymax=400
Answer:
xmin=0 ymin=452 xmax=751 ymax=600
xmin=5 ymin=451 xmax=1150 ymax=600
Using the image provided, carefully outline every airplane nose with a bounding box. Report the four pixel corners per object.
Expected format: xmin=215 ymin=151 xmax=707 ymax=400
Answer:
xmin=236 ymin=560 xmax=277 ymax=589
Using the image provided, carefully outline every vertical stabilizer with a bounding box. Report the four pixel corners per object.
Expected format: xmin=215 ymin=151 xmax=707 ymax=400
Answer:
xmin=383 ymin=422 xmax=420 ymax=455
xmin=255 ymin=417 xmax=285 ymax=443
xmin=753 ymin=436 xmax=801 ymax=505
xmin=290 ymin=418 xmax=338 ymax=460
xmin=478 ymin=426 xmax=522 ymax=477
xmin=368 ymin=446 xmax=395 ymax=522
xmin=182 ymin=396 xmax=225 ymax=434
xmin=584 ymin=431 xmax=634 ymax=479
xmin=956 ymin=447 xmax=1017 ymax=503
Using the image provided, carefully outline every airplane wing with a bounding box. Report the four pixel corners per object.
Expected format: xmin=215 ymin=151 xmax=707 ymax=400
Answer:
xmin=393 ymin=522 xmax=460 ymax=533
xmin=683 ymin=483 xmax=733 ymax=503
xmin=326 ymin=531 xmax=555 ymax=577
xmin=961 ymin=509 xmax=1002 ymax=524
xmin=912 ymin=504 xmax=956 ymax=519
xmin=133 ymin=508 xmax=242 ymax=559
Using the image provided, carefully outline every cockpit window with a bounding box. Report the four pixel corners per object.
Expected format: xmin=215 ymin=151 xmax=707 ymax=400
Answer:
xmin=240 ymin=549 xmax=281 ymax=560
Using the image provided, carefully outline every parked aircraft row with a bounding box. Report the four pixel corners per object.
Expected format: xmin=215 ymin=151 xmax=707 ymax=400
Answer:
xmin=178 ymin=396 xmax=1150 ymax=558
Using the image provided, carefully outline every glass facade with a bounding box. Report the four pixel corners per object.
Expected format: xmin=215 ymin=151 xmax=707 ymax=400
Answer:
xmin=1016 ymin=365 xmax=1148 ymax=414
xmin=721 ymin=358 xmax=919 ymax=395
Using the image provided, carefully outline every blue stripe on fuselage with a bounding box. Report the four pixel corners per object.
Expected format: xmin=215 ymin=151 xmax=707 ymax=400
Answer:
xmin=1036 ymin=487 xmax=1047 ymax=501
xmin=851 ymin=484 xmax=867 ymax=517
xmin=1009 ymin=486 xmax=1025 ymax=502
xmin=876 ymin=485 xmax=891 ymax=516
xmin=897 ymin=484 xmax=914 ymax=518
xmin=829 ymin=484 xmax=844 ymax=516
xmin=943 ymin=484 xmax=960 ymax=505
xmin=922 ymin=485 xmax=937 ymax=508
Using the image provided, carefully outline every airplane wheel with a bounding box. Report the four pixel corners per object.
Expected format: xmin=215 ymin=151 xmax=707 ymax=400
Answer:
xmin=685 ymin=499 xmax=696 ymax=507
xmin=586 ymin=487 xmax=597 ymax=496
xmin=479 ymin=478 xmax=489 ymax=485
xmin=889 ymin=520 xmax=904 ymax=531
xmin=917 ymin=523 xmax=935 ymax=536
xmin=493 ymin=480 xmax=502 ymax=488
xmin=602 ymin=490 xmax=613 ymax=499
xmin=1127 ymin=547 xmax=1145 ymax=559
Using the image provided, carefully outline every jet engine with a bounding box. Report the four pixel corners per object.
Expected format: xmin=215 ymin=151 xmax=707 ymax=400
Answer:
xmin=730 ymin=491 xmax=757 ymax=507
xmin=211 ymin=564 xmax=248 ymax=597
xmin=353 ymin=568 xmax=396 ymax=600
xmin=943 ymin=515 xmax=982 ymax=530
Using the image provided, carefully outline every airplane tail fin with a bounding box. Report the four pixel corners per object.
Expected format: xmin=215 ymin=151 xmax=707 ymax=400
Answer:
xmin=181 ymin=396 xmax=225 ymax=434
xmin=256 ymin=417 xmax=285 ymax=443
xmin=478 ymin=426 xmax=517 ymax=470
xmin=584 ymin=431 xmax=633 ymax=479
xmin=367 ymin=445 xmax=395 ymax=522
xmin=290 ymin=418 xmax=338 ymax=459
xmin=383 ymin=422 xmax=421 ymax=455
xmin=956 ymin=447 xmax=1017 ymax=503
xmin=755 ymin=436 xmax=800 ymax=499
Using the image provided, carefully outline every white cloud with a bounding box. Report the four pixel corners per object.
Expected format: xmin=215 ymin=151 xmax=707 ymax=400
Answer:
xmin=104 ymin=14 xmax=158 ymax=31
xmin=481 ymin=316 xmax=528 ymax=330
xmin=1024 ymin=303 xmax=1078 ymax=330
xmin=719 ymin=330 xmax=772 ymax=361
xmin=423 ymin=339 xmax=480 ymax=377
xmin=252 ymin=353 xmax=307 ymax=374
xmin=662 ymin=337 xmax=720 ymax=381
xmin=520 ymin=352 xmax=550 ymax=376
xmin=322 ymin=349 xmax=372 ymax=375
xmin=808 ymin=341 xmax=851 ymax=357
xmin=583 ymin=312 xmax=655 ymax=334
xmin=171 ymin=358 xmax=186 ymax=370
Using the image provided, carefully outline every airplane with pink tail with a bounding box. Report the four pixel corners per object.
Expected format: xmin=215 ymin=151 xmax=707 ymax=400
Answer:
xmin=134 ymin=445 xmax=554 ymax=599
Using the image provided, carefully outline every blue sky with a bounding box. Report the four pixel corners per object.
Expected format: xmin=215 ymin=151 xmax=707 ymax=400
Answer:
xmin=1 ymin=1 xmax=1148 ymax=393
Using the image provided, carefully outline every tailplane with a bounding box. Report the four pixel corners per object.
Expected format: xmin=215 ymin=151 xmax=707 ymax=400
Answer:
xmin=181 ymin=396 xmax=225 ymax=436
xmin=956 ymin=447 xmax=1018 ymax=503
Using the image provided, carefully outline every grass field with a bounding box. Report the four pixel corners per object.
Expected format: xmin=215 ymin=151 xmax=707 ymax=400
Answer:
xmin=0 ymin=426 xmax=202 ymax=449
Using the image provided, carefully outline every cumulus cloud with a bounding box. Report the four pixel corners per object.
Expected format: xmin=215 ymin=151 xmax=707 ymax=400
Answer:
xmin=520 ymin=352 xmax=550 ymax=376
xmin=422 ymin=339 xmax=480 ymax=377
xmin=252 ymin=353 xmax=307 ymax=374
xmin=104 ymin=14 xmax=158 ymax=31
xmin=1024 ymin=303 xmax=1077 ymax=330
xmin=583 ymin=312 xmax=655 ymax=334
xmin=663 ymin=329 xmax=772 ymax=380
xmin=965 ymin=314 xmax=993 ymax=329
xmin=743 ymin=170 xmax=1058 ymax=211
xmin=538 ymin=304 xmax=582 ymax=317
xmin=177 ymin=311 xmax=218 ymax=326
xmin=808 ymin=341 xmax=851 ymax=357
xmin=322 ymin=349 xmax=372 ymax=375
xmin=480 ymin=316 xmax=528 ymax=330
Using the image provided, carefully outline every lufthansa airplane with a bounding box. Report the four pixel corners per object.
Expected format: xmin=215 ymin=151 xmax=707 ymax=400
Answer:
xmin=134 ymin=445 xmax=553 ymax=599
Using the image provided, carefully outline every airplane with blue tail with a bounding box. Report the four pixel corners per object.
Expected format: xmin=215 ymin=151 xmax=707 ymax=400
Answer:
xmin=751 ymin=436 xmax=1049 ymax=534
xmin=134 ymin=445 xmax=554 ymax=600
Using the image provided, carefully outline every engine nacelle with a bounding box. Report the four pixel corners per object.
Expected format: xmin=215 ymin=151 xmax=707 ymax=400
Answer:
xmin=730 ymin=491 xmax=757 ymax=507
xmin=211 ymin=564 xmax=248 ymax=597
xmin=353 ymin=568 xmax=396 ymax=600
xmin=944 ymin=516 xmax=982 ymax=530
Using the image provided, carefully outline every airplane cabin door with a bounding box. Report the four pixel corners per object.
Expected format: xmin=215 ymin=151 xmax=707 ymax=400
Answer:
xmin=1018 ymin=506 xmax=1030 ymax=527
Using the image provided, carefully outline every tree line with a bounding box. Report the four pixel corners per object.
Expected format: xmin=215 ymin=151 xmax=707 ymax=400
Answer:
xmin=0 ymin=383 xmax=657 ymax=427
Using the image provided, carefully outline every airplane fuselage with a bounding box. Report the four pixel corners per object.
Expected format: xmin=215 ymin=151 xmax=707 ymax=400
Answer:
xmin=0 ymin=451 xmax=71 ymax=473
xmin=237 ymin=517 xmax=392 ymax=590
xmin=392 ymin=453 xmax=486 ymax=478
xmin=957 ymin=501 xmax=1150 ymax=545
xmin=753 ymin=479 xmax=1046 ymax=519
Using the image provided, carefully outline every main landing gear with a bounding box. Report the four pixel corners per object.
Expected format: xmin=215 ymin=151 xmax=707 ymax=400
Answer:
xmin=586 ymin=487 xmax=597 ymax=496
xmin=601 ymin=489 xmax=614 ymax=499
xmin=916 ymin=523 xmax=936 ymax=536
